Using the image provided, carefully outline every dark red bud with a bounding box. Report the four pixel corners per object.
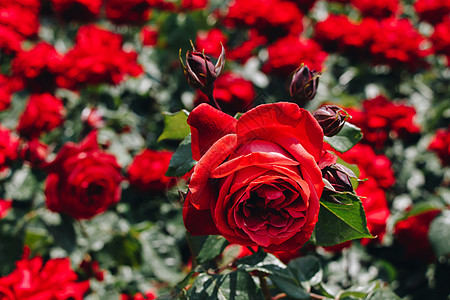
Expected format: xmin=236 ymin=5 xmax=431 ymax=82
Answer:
xmin=313 ymin=105 xmax=349 ymax=137
xmin=288 ymin=64 xmax=321 ymax=107
xmin=322 ymin=163 xmax=355 ymax=192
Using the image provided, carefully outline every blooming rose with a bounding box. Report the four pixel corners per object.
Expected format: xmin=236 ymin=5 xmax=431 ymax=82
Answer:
xmin=127 ymin=149 xmax=175 ymax=193
xmin=140 ymin=26 xmax=159 ymax=47
xmin=351 ymin=0 xmax=400 ymax=18
xmin=0 ymin=74 xmax=22 ymax=111
xmin=19 ymin=138 xmax=50 ymax=169
xmin=428 ymin=126 xmax=450 ymax=166
xmin=44 ymin=131 xmax=123 ymax=220
xmin=12 ymin=42 xmax=63 ymax=92
xmin=56 ymin=25 xmax=143 ymax=90
xmin=262 ymin=36 xmax=327 ymax=77
xmin=0 ymin=199 xmax=12 ymax=219
xmin=346 ymin=95 xmax=421 ymax=149
xmin=120 ymin=289 xmax=157 ymax=300
xmin=394 ymin=208 xmax=442 ymax=262
xmin=17 ymin=93 xmax=65 ymax=139
xmin=105 ymin=0 xmax=151 ymax=24
xmin=195 ymin=28 xmax=228 ymax=58
xmin=194 ymin=72 xmax=256 ymax=115
xmin=0 ymin=250 xmax=89 ymax=299
xmin=414 ymin=0 xmax=450 ymax=25
xmin=0 ymin=3 xmax=39 ymax=37
xmin=430 ymin=17 xmax=450 ymax=66
xmin=183 ymin=102 xmax=325 ymax=252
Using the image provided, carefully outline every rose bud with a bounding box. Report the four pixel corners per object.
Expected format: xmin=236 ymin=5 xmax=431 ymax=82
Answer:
xmin=179 ymin=41 xmax=225 ymax=94
xmin=322 ymin=163 xmax=356 ymax=192
xmin=288 ymin=63 xmax=321 ymax=107
xmin=313 ymin=105 xmax=349 ymax=137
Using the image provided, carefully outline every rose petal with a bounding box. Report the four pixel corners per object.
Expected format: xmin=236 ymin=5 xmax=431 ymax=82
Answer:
xmin=236 ymin=102 xmax=323 ymax=161
xmin=188 ymin=134 xmax=238 ymax=210
xmin=183 ymin=199 xmax=220 ymax=235
xmin=187 ymin=103 xmax=237 ymax=161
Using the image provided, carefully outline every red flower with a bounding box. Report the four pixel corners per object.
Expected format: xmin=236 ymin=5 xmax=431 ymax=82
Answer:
xmin=0 ymin=74 xmax=22 ymax=111
xmin=195 ymin=28 xmax=228 ymax=58
xmin=394 ymin=208 xmax=442 ymax=262
xmin=428 ymin=126 xmax=450 ymax=166
xmin=17 ymin=93 xmax=65 ymax=139
xmin=263 ymin=36 xmax=327 ymax=77
xmin=140 ymin=26 xmax=159 ymax=47
xmin=0 ymin=4 xmax=39 ymax=37
xmin=12 ymin=42 xmax=63 ymax=92
xmin=0 ymin=199 xmax=12 ymax=219
xmin=0 ymin=126 xmax=19 ymax=172
xmin=105 ymin=0 xmax=151 ymax=24
xmin=127 ymin=149 xmax=176 ymax=193
xmin=346 ymin=95 xmax=421 ymax=149
xmin=44 ymin=131 xmax=123 ymax=220
xmin=223 ymin=0 xmax=303 ymax=39
xmin=430 ymin=17 xmax=450 ymax=65
xmin=335 ymin=143 xmax=395 ymax=189
xmin=19 ymin=138 xmax=50 ymax=169
xmin=0 ymin=25 xmax=23 ymax=54
xmin=370 ymin=18 xmax=429 ymax=70
xmin=356 ymin=180 xmax=390 ymax=244
xmin=227 ymin=29 xmax=267 ymax=63
xmin=351 ymin=0 xmax=400 ymax=18
xmin=51 ymin=0 xmax=101 ymax=21
xmin=194 ymin=72 xmax=256 ymax=115
xmin=414 ymin=0 xmax=450 ymax=25
xmin=120 ymin=289 xmax=157 ymax=300
xmin=79 ymin=258 xmax=104 ymax=281
xmin=183 ymin=102 xmax=325 ymax=252
xmin=0 ymin=251 xmax=90 ymax=299
xmin=57 ymin=25 xmax=143 ymax=90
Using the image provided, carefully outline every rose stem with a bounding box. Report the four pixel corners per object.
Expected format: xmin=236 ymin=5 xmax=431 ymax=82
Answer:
xmin=185 ymin=232 xmax=198 ymax=269
xmin=246 ymin=246 xmax=257 ymax=254
xmin=257 ymin=272 xmax=272 ymax=300
xmin=204 ymin=84 xmax=222 ymax=111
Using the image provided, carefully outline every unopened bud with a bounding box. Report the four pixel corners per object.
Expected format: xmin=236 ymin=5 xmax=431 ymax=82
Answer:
xmin=322 ymin=163 xmax=356 ymax=192
xmin=313 ymin=105 xmax=349 ymax=137
xmin=288 ymin=64 xmax=321 ymax=107
xmin=179 ymin=41 xmax=225 ymax=93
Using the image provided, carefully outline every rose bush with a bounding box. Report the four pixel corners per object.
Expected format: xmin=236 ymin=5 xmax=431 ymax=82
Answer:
xmin=44 ymin=131 xmax=122 ymax=220
xmin=183 ymin=102 xmax=325 ymax=252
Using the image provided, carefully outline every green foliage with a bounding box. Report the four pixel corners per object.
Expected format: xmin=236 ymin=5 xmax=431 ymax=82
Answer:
xmin=158 ymin=110 xmax=190 ymax=142
xmin=166 ymin=134 xmax=197 ymax=177
xmin=197 ymin=235 xmax=229 ymax=264
xmin=428 ymin=210 xmax=450 ymax=257
xmin=325 ymin=122 xmax=363 ymax=153
xmin=313 ymin=193 xmax=374 ymax=246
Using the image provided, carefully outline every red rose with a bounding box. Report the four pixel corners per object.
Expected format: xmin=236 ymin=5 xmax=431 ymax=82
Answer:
xmin=51 ymin=0 xmax=102 ymax=21
xmin=57 ymin=25 xmax=143 ymax=90
xmin=183 ymin=102 xmax=325 ymax=252
xmin=0 ymin=74 xmax=22 ymax=111
xmin=194 ymin=72 xmax=256 ymax=115
xmin=140 ymin=26 xmax=159 ymax=47
xmin=356 ymin=180 xmax=390 ymax=244
xmin=127 ymin=149 xmax=176 ymax=193
xmin=44 ymin=131 xmax=123 ymax=220
xmin=0 ymin=126 xmax=19 ymax=172
xmin=180 ymin=0 xmax=208 ymax=10
xmin=414 ymin=0 xmax=450 ymax=25
xmin=17 ymin=93 xmax=65 ymax=139
xmin=0 ymin=4 xmax=39 ymax=37
xmin=105 ymin=0 xmax=151 ymax=24
xmin=12 ymin=42 xmax=63 ymax=92
xmin=263 ymin=36 xmax=327 ymax=77
xmin=0 ymin=199 xmax=12 ymax=219
xmin=346 ymin=95 xmax=421 ymax=149
xmin=19 ymin=138 xmax=50 ymax=169
xmin=0 ymin=25 xmax=23 ymax=54
xmin=430 ymin=17 xmax=450 ymax=66
xmin=370 ymin=18 xmax=429 ymax=70
xmin=195 ymin=28 xmax=228 ymax=58
xmin=394 ymin=208 xmax=442 ymax=262
xmin=227 ymin=29 xmax=267 ymax=63
xmin=428 ymin=126 xmax=450 ymax=166
xmin=0 ymin=251 xmax=89 ymax=299
xmin=120 ymin=289 xmax=157 ymax=300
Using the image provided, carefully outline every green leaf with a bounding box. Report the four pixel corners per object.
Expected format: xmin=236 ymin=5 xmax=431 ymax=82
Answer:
xmin=314 ymin=193 xmax=374 ymax=246
xmin=428 ymin=210 xmax=450 ymax=257
xmin=186 ymin=271 xmax=264 ymax=300
xmin=288 ymin=256 xmax=323 ymax=289
xmin=197 ymin=235 xmax=229 ymax=264
xmin=166 ymin=134 xmax=196 ymax=177
xmin=45 ymin=214 xmax=76 ymax=253
xmin=158 ymin=110 xmax=190 ymax=142
xmin=237 ymin=251 xmax=310 ymax=299
xmin=324 ymin=122 xmax=363 ymax=153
